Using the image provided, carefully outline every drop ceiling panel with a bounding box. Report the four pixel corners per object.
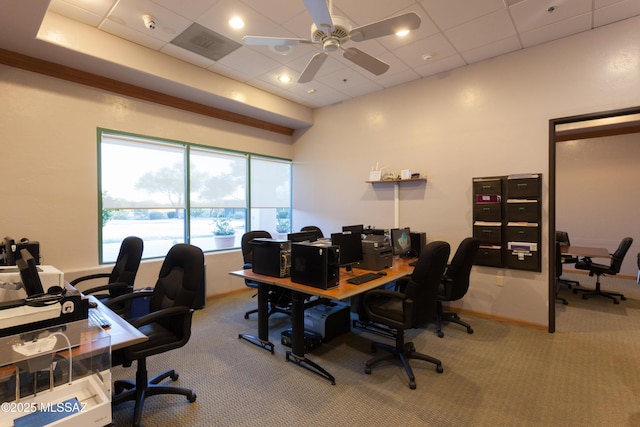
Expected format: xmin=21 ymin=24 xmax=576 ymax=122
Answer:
xmin=509 ymin=0 xmax=593 ymax=33
xmin=594 ymin=0 xmax=640 ymax=26
xmin=519 ymin=13 xmax=593 ymax=48
xmin=444 ymin=9 xmax=516 ymax=52
xmin=419 ymin=0 xmax=505 ymax=30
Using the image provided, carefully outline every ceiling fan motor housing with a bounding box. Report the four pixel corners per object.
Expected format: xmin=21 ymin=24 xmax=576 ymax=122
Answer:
xmin=311 ymin=16 xmax=351 ymax=45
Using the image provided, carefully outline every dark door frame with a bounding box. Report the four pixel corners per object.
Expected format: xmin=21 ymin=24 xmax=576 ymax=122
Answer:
xmin=548 ymin=106 xmax=640 ymax=333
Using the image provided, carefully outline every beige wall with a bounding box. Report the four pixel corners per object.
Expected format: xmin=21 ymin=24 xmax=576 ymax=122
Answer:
xmin=1 ymin=16 xmax=639 ymax=325
xmin=292 ymin=16 xmax=640 ymax=326
xmin=557 ymin=133 xmax=640 ymax=276
xmin=0 ymin=66 xmax=294 ymax=295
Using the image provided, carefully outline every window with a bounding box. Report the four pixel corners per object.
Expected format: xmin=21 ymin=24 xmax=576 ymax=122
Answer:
xmin=99 ymin=130 xmax=291 ymax=263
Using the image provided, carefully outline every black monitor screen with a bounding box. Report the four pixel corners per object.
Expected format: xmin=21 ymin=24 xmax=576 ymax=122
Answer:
xmin=2 ymin=236 xmax=15 ymax=266
xmin=16 ymin=248 xmax=45 ymax=296
xmin=342 ymin=224 xmax=364 ymax=235
xmin=391 ymin=228 xmax=412 ymax=256
xmin=287 ymin=231 xmax=318 ymax=243
xmin=331 ymin=232 xmax=363 ymax=271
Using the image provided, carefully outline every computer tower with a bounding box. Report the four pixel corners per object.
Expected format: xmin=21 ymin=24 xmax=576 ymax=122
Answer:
xmin=250 ymin=238 xmax=291 ymax=278
xmin=410 ymin=232 xmax=427 ymax=257
xmin=290 ymin=242 xmax=339 ymax=289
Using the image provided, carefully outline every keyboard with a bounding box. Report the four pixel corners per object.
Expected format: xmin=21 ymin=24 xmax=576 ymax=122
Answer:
xmin=88 ymin=309 xmax=111 ymax=328
xmin=347 ymin=272 xmax=383 ymax=285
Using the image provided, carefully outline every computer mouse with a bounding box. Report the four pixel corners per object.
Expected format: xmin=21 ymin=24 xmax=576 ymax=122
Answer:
xmin=377 ymin=271 xmax=387 ymax=276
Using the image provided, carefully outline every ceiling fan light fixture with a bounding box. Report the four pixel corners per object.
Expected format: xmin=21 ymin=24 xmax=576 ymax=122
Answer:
xmin=396 ymin=30 xmax=410 ymax=37
xmin=278 ymin=74 xmax=292 ymax=83
xmin=228 ymin=17 xmax=245 ymax=29
xmin=270 ymin=45 xmax=293 ymax=55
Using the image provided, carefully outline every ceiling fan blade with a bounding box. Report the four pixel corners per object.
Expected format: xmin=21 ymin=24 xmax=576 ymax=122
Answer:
xmin=298 ymin=52 xmax=328 ymax=83
xmin=349 ymin=12 xmax=421 ymax=42
xmin=243 ymin=36 xmax=311 ymax=46
xmin=303 ymin=0 xmax=335 ymax=32
xmin=342 ymin=48 xmax=390 ymax=76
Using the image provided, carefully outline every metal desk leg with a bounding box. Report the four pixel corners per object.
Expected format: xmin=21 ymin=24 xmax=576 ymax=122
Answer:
xmin=239 ymin=282 xmax=275 ymax=354
xmin=285 ymin=291 xmax=335 ymax=385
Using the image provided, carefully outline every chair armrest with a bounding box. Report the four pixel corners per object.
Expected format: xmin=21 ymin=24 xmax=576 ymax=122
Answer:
xmin=130 ymin=306 xmax=192 ymax=329
xmin=83 ymin=281 xmax=131 ymax=295
xmin=243 ymin=263 xmax=252 ymax=270
xmin=105 ymin=289 xmax=153 ymax=309
xmin=69 ymin=273 xmax=111 ymax=287
xmin=363 ymin=289 xmax=413 ymax=329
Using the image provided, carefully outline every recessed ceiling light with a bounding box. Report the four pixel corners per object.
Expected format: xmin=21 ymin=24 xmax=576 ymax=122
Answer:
xmin=396 ymin=30 xmax=410 ymax=37
xmin=422 ymin=53 xmax=433 ymax=61
xmin=229 ymin=16 xmax=244 ymax=29
xmin=307 ymin=89 xmax=316 ymax=94
xmin=278 ymin=74 xmax=291 ymax=83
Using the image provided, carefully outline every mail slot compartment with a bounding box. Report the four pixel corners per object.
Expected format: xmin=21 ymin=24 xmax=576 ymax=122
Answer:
xmin=507 ymin=176 xmax=540 ymax=198
xmin=506 ymin=201 xmax=539 ymax=222
xmin=505 ymin=224 xmax=538 ymax=242
xmin=473 ymin=203 xmax=502 ymax=221
xmin=506 ymin=250 xmax=540 ymax=271
xmin=474 ymin=224 xmax=502 ymax=244
xmin=473 ymin=178 xmax=502 ymax=195
xmin=474 ymin=246 xmax=503 ymax=267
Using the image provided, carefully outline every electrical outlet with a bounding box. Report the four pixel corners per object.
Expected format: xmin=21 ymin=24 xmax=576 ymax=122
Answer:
xmin=496 ymin=276 xmax=504 ymax=287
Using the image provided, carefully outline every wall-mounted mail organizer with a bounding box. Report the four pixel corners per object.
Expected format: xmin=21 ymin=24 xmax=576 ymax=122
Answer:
xmin=472 ymin=173 xmax=542 ymax=272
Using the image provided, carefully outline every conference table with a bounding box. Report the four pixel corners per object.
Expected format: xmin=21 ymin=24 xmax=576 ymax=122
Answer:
xmin=559 ymin=245 xmax=610 ymax=259
xmin=230 ymin=257 xmax=416 ymax=384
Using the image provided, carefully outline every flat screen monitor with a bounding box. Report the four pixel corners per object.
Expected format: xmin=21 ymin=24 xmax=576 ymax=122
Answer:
xmin=16 ymin=248 xmax=45 ymax=296
xmin=391 ymin=227 xmax=412 ymax=256
xmin=331 ymin=232 xmax=363 ymax=271
xmin=342 ymin=224 xmax=364 ymax=235
xmin=2 ymin=236 xmax=15 ymax=266
xmin=287 ymin=231 xmax=318 ymax=243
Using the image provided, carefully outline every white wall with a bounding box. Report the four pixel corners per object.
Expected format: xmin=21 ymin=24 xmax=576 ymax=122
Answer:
xmin=557 ymin=133 xmax=640 ymax=276
xmin=292 ymin=16 xmax=640 ymax=326
xmin=0 ymin=66 xmax=294 ymax=296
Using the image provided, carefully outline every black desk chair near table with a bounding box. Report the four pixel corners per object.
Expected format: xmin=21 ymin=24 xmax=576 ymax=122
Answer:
xmin=70 ymin=236 xmax=143 ymax=313
xmin=555 ymin=230 xmax=580 ymax=289
xmin=573 ymin=237 xmax=633 ymax=304
xmin=107 ymin=243 xmax=204 ymax=427
xmin=362 ymin=241 xmax=450 ymax=390
xmin=435 ymin=237 xmax=480 ymax=338
xmin=300 ymin=225 xmax=324 ymax=239
xmin=241 ymin=231 xmax=292 ymax=319
xmin=554 ymin=242 xmax=569 ymax=305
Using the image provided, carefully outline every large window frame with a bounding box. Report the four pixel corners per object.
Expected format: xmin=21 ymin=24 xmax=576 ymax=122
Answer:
xmin=98 ymin=129 xmax=291 ymax=263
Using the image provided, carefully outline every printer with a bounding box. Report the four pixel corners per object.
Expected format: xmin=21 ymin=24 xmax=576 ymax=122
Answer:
xmin=359 ymin=235 xmax=393 ymax=271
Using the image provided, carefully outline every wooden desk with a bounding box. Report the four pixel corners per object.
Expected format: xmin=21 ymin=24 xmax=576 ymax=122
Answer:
xmin=230 ymin=257 xmax=416 ymax=384
xmin=85 ymin=295 xmax=148 ymax=351
xmin=560 ymin=245 xmax=610 ymax=259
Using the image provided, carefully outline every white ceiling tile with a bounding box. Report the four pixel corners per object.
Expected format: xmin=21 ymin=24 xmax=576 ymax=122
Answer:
xmin=215 ymin=48 xmax=282 ymax=79
xmin=239 ymin=0 xmax=307 ymax=25
xmin=594 ymin=0 xmax=640 ymax=26
xmin=160 ymin=43 xmax=216 ymax=68
xmin=413 ymin=53 xmax=467 ymax=78
xmin=420 ymin=0 xmax=505 ymax=30
xmin=196 ymin=0 xmax=281 ymax=44
xmin=509 ymin=0 xmax=592 ymax=33
xmin=99 ymin=19 xmax=168 ymax=50
xmin=107 ymin=0 xmax=193 ymax=39
xmin=461 ymin=36 xmax=521 ymax=64
xmin=444 ymin=9 xmax=516 ymax=52
xmin=337 ymin=0 xmax=417 ymax=27
xmin=520 ymin=13 xmax=592 ymax=48
xmin=375 ymin=68 xmax=422 ymax=88
xmin=151 ymin=0 xmax=220 ymax=21
xmin=393 ymin=32 xmax=456 ymax=68
xmin=49 ymin=0 xmax=116 ymax=26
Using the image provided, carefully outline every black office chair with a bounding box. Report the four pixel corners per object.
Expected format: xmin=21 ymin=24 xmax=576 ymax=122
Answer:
xmin=554 ymin=242 xmax=568 ymax=305
xmin=241 ymin=231 xmax=291 ymax=319
xmin=555 ymin=230 xmax=580 ymax=288
xmin=362 ymin=241 xmax=450 ymax=390
xmin=70 ymin=236 xmax=143 ymax=311
xmin=435 ymin=237 xmax=480 ymax=338
xmin=573 ymin=237 xmax=633 ymax=304
xmin=300 ymin=225 xmax=324 ymax=239
xmin=107 ymin=244 xmax=204 ymax=427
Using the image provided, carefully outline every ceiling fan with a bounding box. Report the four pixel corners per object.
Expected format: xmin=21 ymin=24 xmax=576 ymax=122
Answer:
xmin=243 ymin=0 xmax=421 ymax=83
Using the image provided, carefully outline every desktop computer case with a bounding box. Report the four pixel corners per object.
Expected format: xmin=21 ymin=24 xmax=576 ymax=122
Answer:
xmin=250 ymin=238 xmax=291 ymax=278
xmin=290 ymin=242 xmax=339 ymax=289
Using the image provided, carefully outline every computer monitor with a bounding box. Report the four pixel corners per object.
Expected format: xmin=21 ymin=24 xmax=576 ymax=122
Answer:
xmin=331 ymin=232 xmax=363 ymax=272
xmin=342 ymin=224 xmax=364 ymax=235
xmin=2 ymin=236 xmax=15 ymax=266
xmin=287 ymin=231 xmax=318 ymax=243
xmin=16 ymin=248 xmax=45 ymax=296
xmin=391 ymin=227 xmax=412 ymax=257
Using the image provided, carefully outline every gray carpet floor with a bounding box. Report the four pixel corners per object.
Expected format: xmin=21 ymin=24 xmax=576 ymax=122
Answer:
xmin=111 ymin=272 xmax=640 ymax=426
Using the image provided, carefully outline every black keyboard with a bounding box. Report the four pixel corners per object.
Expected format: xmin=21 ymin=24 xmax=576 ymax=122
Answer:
xmin=347 ymin=273 xmax=383 ymax=285
xmin=88 ymin=309 xmax=111 ymax=328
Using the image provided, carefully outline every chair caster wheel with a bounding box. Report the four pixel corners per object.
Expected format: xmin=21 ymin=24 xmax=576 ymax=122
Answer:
xmin=582 ymin=295 xmax=587 ymax=300
xmin=364 ymin=366 xmax=371 ymax=375
xmin=437 ymin=331 xmax=444 ymax=338
xmin=614 ymin=299 xmax=620 ymax=304
xmin=188 ymin=393 xmax=197 ymax=403
xmin=171 ymin=372 xmax=179 ymax=381
xmin=409 ymin=381 xmax=416 ymax=390
xmin=244 ymin=314 xmax=250 ymax=319
xmin=467 ymin=327 xmax=474 ymax=334
xmin=436 ymin=365 xmax=444 ymax=374
xmin=621 ymin=296 xmax=627 ymax=301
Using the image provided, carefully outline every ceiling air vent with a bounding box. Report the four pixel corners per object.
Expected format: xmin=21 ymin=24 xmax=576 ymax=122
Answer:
xmin=170 ymin=23 xmax=242 ymax=61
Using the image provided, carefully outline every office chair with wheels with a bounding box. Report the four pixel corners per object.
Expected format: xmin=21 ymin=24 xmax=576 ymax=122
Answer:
xmin=241 ymin=231 xmax=291 ymax=319
xmin=362 ymin=241 xmax=450 ymax=390
xmin=435 ymin=237 xmax=480 ymax=338
xmin=70 ymin=236 xmax=143 ymax=311
xmin=554 ymin=242 xmax=568 ymax=305
xmin=107 ymin=243 xmax=204 ymax=427
xmin=555 ymin=230 xmax=580 ymax=288
xmin=300 ymin=225 xmax=324 ymax=239
xmin=573 ymin=237 xmax=633 ymax=304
